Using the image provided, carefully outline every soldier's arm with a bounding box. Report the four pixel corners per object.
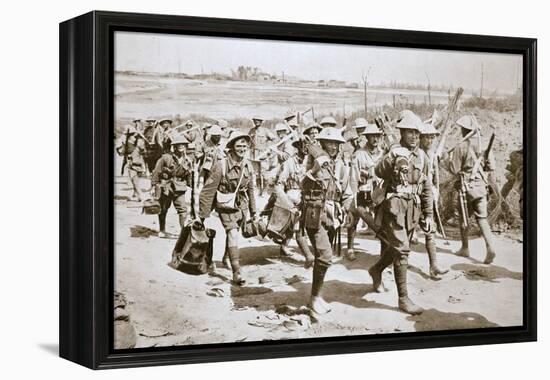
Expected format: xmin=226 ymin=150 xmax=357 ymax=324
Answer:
xmin=150 ymin=156 xmax=166 ymax=186
xmin=374 ymin=153 xmax=394 ymax=181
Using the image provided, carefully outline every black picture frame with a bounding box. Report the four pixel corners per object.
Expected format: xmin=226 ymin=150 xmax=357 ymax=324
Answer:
xmin=59 ymin=10 xmax=537 ymax=369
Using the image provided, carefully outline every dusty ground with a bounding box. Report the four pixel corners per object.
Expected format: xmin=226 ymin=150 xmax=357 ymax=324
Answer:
xmin=114 ymin=171 xmax=523 ymax=348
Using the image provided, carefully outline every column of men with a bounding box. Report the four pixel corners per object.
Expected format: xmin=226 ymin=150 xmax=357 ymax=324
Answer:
xmin=118 ymin=109 xmax=497 ymax=316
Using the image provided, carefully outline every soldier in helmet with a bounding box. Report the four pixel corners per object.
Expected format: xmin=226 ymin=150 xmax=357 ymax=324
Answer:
xmin=419 ymin=122 xmax=448 ymax=279
xmin=447 ymin=115 xmax=497 ymax=264
xmin=353 ymin=118 xmax=369 ymax=149
xmin=271 ymin=138 xmax=315 ymax=266
xmin=157 ymin=118 xmax=174 ymax=153
xmin=118 ymin=124 xmax=147 ymax=202
xmin=151 ymin=132 xmax=194 ymax=238
xmin=301 ymin=127 xmax=351 ymax=315
xmin=142 ymin=118 xmax=164 ymax=174
xmin=248 ymin=116 xmax=277 ymax=196
xmin=367 ymin=110 xmax=433 ymax=315
xmin=197 ymin=131 xmax=257 ymax=286
xmin=345 ymin=124 xmax=385 ymax=261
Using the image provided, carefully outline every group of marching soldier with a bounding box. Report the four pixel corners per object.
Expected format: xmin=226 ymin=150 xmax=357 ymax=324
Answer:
xmin=118 ymin=105 xmax=500 ymax=317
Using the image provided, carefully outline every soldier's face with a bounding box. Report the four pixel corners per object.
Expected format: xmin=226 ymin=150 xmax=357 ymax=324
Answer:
xmin=367 ymin=135 xmax=381 ymax=147
xmin=420 ymin=134 xmax=436 ymax=150
xmin=277 ymin=130 xmax=288 ymax=139
xmin=401 ymin=129 xmax=420 ymax=148
xmin=322 ymin=141 xmax=339 ymax=158
xmin=211 ymin=134 xmax=221 ymax=144
xmin=174 ymin=144 xmax=186 ymax=155
xmin=253 ymin=119 xmax=262 ymax=127
xmin=307 ymin=129 xmax=319 ymax=140
xmin=232 ymin=138 xmax=249 ymax=159
xmin=161 ymin=122 xmax=171 ymax=130
xmin=357 ymin=135 xmax=367 ymax=148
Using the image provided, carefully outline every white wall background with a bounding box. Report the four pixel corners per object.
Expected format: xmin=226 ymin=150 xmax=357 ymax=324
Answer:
xmin=0 ymin=0 xmax=545 ymax=378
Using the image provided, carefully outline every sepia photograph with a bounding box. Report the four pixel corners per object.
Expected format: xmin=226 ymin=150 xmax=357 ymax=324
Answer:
xmin=112 ymin=31 xmax=524 ymax=350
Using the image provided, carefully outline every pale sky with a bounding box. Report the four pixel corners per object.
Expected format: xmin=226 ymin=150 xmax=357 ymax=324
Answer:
xmin=115 ymin=31 xmax=522 ymax=94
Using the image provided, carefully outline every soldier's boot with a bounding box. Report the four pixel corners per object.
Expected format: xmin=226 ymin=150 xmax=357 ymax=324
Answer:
xmin=279 ymin=238 xmax=294 ymax=257
xmin=346 ymin=224 xmax=358 ymax=261
xmin=158 ymin=214 xmax=167 ymax=238
xmin=426 ymin=235 xmax=448 ymax=279
xmin=455 ymin=224 xmax=471 ymax=258
xmin=368 ymin=247 xmax=393 ymax=293
xmin=227 ymin=246 xmax=245 ymax=286
xmin=308 ymin=260 xmax=331 ymax=315
xmin=394 ymin=256 xmax=423 ymax=315
xmin=478 ymin=218 xmax=497 ymax=264
xmin=296 ymin=235 xmax=315 ymax=269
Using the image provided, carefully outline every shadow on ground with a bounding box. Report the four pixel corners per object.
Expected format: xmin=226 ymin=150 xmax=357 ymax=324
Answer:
xmin=130 ymin=225 xmax=158 ymax=238
xmin=451 ymin=263 xmax=523 ymax=282
xmin=230 ymin=279 xmax=396 ymax=314
xmin=407 ymin=308 xmax=500 ymax=331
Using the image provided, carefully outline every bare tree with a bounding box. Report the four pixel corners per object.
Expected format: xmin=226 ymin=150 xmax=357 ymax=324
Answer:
xmin=425 ymin=72 xmax=432 ymax=105
xmin=361 ymin=67 xmax=372 ymax=117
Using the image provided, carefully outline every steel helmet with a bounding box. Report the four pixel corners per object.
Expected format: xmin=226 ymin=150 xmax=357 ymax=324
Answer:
xmin=320 ymin=116 xmax=337 ymax=126
xmin=362 ymin=124 xmax=383 ymax=135
xmin=316 ymin=127 xmax=346 ymax=144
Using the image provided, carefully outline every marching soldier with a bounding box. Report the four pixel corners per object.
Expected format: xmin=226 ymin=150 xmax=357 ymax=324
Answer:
xmin=273 ymin=138 xmax=315 ymax=266
xmin=201 ymin=124 xmax=224 ymax=159
xmin=142 ymin=118 xmax=164 ymax=174
xmin=119 ymin=125 xmax=147 ymax=202
xmin=301 ymin=127 xmax=351 ymax=315
xmin=346 ymin=124 xmax=384 ymax=261
xmin=151 ymin=132 xmax=194 ymax=238
xmin=158 ymin=118 xmax=174 ymax=153
xmin=353 ymin=118 xmax=369 ymax=149
xmin=249 ymin=116 xmax=277 ymax=195
xmin=419 ymin=123 xmax=448 ymax=279
xmin=303 ymin=123 xmax=322 ymax=170
xmin=197 ymin=131 xmax=257 ymax=286
xmin=447 ymin=115 xmax=497 ymax=264
xmin=367 ymin=110 xmax=433 ymax=315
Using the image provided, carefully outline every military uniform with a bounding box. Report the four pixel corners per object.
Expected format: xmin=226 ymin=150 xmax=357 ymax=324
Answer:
xmin=126 ymin=134 xmax=147 ymax=201
xmin=368 ymin=110 xmax=433 ymax=315
xmin=300 ymin=127 xmax=349 ymax=315
xmin=198 ymin=131 xmax=256 ymax=285
xmin=447 ymin=116 xmax=497 ymax=264
xmin=142 ymin=122 xmax=164 ymax=174
xmin=151 ymin=152 xmax=194 ymax=234
xmin=249 ymin=124 xmax=277 ymax=194
xmin=272 ymin=150 xmax=315 ymax=265
xmin=345 ymin=144 xmax=384 ymax=259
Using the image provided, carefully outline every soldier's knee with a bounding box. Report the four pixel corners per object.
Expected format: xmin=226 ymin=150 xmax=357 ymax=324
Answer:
xmin=227 ymin=229 xmax=239 ymax=247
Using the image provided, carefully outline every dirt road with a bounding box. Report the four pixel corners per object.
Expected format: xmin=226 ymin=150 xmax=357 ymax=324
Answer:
xmin=114 ymin=174 xmax=523 ymax=348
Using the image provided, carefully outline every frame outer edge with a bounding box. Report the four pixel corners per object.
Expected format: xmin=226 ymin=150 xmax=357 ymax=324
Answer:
xmin=59 ymin=11 xmax=96 ymax=369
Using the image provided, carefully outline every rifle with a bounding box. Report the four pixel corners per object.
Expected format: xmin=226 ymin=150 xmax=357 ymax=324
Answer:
xmin=120 ymin=128 xmax=131 ymax=175
xmin=470 ymin=133 xmax=495 ymax=181
xmin=458 ymin=174 xmax=470 ymax=229
xmin=374 ymin=112 xmax=398 ymax=151
xmin=434 ymin=87 xmax=464 ymax=160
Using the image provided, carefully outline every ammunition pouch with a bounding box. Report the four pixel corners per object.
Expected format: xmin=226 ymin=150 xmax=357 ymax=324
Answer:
xmin=303 ymin=190 xmax=326 ymax=230
xmin=171 ymin=179 xmax=188 ymax=193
